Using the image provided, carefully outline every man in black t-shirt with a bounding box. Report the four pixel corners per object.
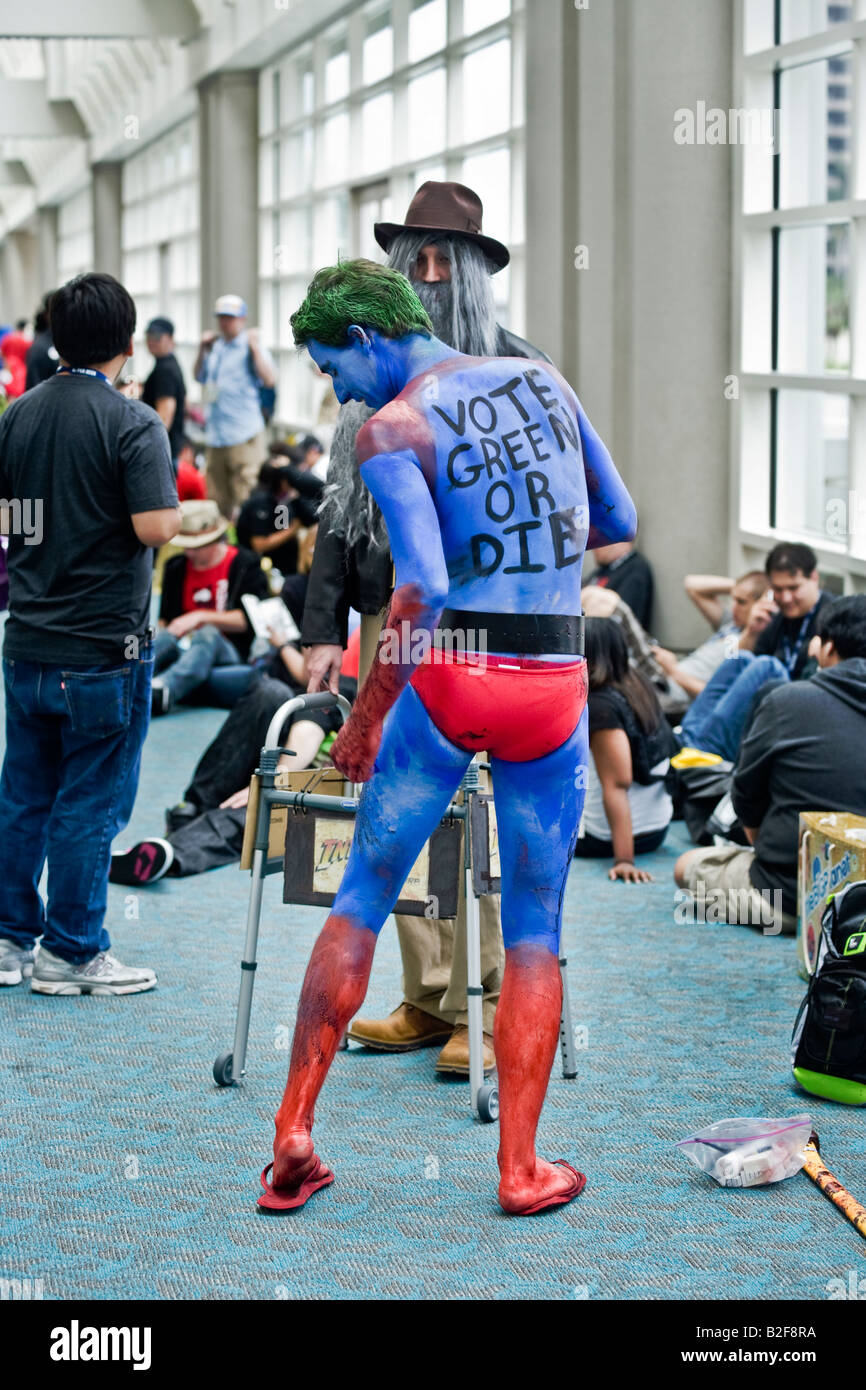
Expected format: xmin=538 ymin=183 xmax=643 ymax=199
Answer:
xmin=142 ymin=317 xmax=187 ymax=467
xmin=0 ymin=273 xmax=180 ymax=996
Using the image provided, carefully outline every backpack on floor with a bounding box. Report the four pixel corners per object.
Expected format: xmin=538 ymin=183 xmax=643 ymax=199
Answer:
xmin=792 ymin=880 xmax=866 ymax=1105
xmin=673 ymin=761 xmax=748 ymax=846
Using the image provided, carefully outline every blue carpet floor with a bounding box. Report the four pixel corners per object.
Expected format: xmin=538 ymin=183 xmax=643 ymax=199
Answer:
xmin=1 ymin=681 xmax=863 ymax=1300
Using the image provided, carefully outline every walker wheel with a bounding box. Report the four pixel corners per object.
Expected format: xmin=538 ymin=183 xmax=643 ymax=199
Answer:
xmin=213 ymin=1051 xmax=235 ymax=1087
xmin=477 ymin=1085 xmax=500 ymax=1123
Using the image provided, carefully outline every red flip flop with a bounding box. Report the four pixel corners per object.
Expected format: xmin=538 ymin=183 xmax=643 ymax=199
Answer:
xmin=256 ymin=1158 xmax=334 ymax=1212
xmin=505 ymin=1160 xmax=587 ymax=1217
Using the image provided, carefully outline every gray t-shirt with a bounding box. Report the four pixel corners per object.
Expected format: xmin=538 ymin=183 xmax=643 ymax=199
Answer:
xmin=0 ymin=372 xmax=178 ymax=664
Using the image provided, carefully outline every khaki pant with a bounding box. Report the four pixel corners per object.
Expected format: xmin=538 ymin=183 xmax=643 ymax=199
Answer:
xmin=206 ymin=431 xmax=267 ymax=518
xmin=681 ymin=844 xmax=796 ymax=935
xmin=360 ymin=612 xmax=504 ymax=1032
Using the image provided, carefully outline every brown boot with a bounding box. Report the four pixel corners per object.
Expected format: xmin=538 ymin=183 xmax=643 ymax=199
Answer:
xmin=348 ymin=1002 xmax=453 ymax=1052
xmin=435 ymin=1025 xmax=495 ymax=1076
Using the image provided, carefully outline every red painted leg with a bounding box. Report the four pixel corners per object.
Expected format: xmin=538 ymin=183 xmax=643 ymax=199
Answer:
xmin=495 ymin=943 xmax=585 ymax=1215
xmin=271 ymin=913 xmax=376 ymax=1192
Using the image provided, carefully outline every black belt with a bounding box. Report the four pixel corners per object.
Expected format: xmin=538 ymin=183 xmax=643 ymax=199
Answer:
xmin=436 ymin=608 xmax=585 ymax=657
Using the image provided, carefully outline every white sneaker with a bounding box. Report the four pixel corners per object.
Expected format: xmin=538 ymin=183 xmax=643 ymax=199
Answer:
xmin=0 ymin=937 xmax=37 ymax=987
xmin=31 ymin=947 xmax=157 ymax=996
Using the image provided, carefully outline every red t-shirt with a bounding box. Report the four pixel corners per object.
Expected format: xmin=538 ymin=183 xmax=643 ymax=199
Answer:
xmin=182 ymin=545 xmax=237 ymax=614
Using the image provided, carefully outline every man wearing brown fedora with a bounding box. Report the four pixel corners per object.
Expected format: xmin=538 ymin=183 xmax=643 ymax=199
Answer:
xmin=301 ymin=182 xmax=552 ymax=1076
xmin=151 ymin=499 xmax=269 ymax=717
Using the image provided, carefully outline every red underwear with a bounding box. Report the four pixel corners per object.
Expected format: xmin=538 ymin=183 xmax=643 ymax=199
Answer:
xmin=410 ymin=652 xmax=588 ymax=762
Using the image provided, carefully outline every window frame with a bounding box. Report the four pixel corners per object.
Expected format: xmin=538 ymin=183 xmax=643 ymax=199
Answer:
xmin=732 ymin=0 xmax=866 ymax=587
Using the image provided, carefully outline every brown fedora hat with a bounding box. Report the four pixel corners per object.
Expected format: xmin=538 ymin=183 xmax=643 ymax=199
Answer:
xmin=374 ymin=181 xmax=510 ymax=272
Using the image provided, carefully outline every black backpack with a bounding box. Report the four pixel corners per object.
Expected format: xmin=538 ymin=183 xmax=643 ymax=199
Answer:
xmin=792 ymin=880 xmax=866 ymax=1105
xmin=602 ymin=688 xmax=678 ymax=786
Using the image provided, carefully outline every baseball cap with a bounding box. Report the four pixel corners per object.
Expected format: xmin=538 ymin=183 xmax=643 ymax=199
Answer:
xmin=146 ymin=316 xmax=174 ymax=337
xmin=214 ymin=294 xmax=248 ymax=318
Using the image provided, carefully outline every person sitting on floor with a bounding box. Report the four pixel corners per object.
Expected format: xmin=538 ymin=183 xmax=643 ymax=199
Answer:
xmin=582 ymin=569 xmax=766 ymax=715
xmin=684 ymin=571 xmax=760 ymax=632
xmin=109 ymin=624 xmax=359 ymax=886
xmin=237 ymin=456 xmax=323 ymax=577
xmin=678 ymin=541 xmax=834 ymax=762
xmin=152 ymin=499 xmax=269 ymax=715
xmin=584 ymin=537 xmax=654 ymax=629
xmin=674 ymin=595 xmax=866 ymax=935
xmin=575 ymin=617 xmax=675 ymax=882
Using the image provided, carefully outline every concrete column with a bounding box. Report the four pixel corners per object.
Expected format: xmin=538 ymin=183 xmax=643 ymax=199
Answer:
xmin=0 ymin=228 xmax=39 ymax=325
xmin=37 ymin=204 xmax=59 ymax=293
xmin=523 ymin=0 xmax=735 ymax=647
xmin=523 ymin=0 xmax=579 ymax=380
xmin=197 ymin=70 xmax=259 ymax=326
xmin=91 ymin=162 xmax=123 ymax=278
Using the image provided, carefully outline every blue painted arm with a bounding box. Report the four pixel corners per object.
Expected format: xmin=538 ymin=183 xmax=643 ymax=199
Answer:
xmin=544 ymin=363 xmax=637 ymax=548
xmin=574 ymin=398 xmax=637 ymax=549
xmin=361 ymin=450 xmax=450 ymax=623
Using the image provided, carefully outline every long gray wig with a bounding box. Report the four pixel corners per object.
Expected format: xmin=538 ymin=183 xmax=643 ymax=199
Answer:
xmin=317 ymin=231 xmax=500 ymax=549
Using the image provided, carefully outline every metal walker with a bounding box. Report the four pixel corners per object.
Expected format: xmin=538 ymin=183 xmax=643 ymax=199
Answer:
xmin=213 ymin=692 xmax=579 ymax=1121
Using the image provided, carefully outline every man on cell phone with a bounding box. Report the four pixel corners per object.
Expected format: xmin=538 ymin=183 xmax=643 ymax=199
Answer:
xmin=680 ymin=542 xmax=834 ymax=762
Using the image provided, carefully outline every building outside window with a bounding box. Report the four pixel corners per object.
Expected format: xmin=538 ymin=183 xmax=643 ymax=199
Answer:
xmin=259 ymin=0 xmax=524 ymax=428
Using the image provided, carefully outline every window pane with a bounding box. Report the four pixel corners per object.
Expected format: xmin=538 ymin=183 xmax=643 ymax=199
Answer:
xmin=408 ymin=68 xmax=446 ymax=159
xmin=462 ymin=40 xmax=511 ymax=141
xmin=356 ymin=190 xmax=394 ymax=260
xmin=779 ymin=55 xmax=852 ymax=207
xmin=781 ymin=0 xmax=853 ymax=43
xmin=317 ymin=113 xmax=350 ymax=188
xmin=314 ymin=195 xmax=350 ymax=265
xmin=744 ymin=0 xmax=775 ymax=52
xmin=464 ymin=0 xmax=510 ymax=36
xmin=461 ymin=147 xmax=511 ymax=244
xmin=364 ymin=7 xmax=393 ymax=85
xmin=324 ymin=38 xmax=350 ymax=105
xmin=272 ymin=69 xmax=282 ymax=131
xmin=409 ymin=0 xmax=446 ymax=63
xmin=292 ymin=50 xmax=315 ymax=119
xmin=778 ymin=224 xmax=851 ymax=374
xmin=775 ymin=390 xmax=848 ymax=537
xmin=410 ymin=161 xmax=447 ymax=191
xmin=272 ymin=140 xmax=281 ymax=205
xmin=362 ymin=92 xmax=394 ymax=173
xmin=287 ymin=127 xmax=314 ymax=191
xmin=280 ymin=206 xmax=313 ymax=276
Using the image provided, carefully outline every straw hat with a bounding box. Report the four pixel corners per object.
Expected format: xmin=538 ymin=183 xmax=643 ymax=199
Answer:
xmin=173 ymin=500 xmax=229 ymax=549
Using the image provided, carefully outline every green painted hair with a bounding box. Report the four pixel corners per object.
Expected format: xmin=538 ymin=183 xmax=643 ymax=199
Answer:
xmin=291 ymin=258 xmax=433 ymax=348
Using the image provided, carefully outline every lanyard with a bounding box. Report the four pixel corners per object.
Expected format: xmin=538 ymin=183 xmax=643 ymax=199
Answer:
xmin=780 ymin=602 xmax=818 ymax=675
xmin=55 ymin=365 xmax=112 ymax=386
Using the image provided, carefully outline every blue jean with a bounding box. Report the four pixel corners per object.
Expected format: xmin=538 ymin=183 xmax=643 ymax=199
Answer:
xmin=154 ymin=624 xmax=251 ymax=706
xmin=0 ymin=641 xmax=153 ymax=963
xmin=681 ymin=652 xmax=789 ymax=761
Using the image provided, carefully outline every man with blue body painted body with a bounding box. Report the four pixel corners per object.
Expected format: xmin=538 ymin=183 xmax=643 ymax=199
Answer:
xmin=255 ymin=260 xmax=637 ymax=1217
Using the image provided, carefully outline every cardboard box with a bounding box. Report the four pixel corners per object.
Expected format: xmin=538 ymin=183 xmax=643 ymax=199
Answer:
xmin=239 ymin=766 xmax=352 ymax=871
xmin=283 ymin=809 xmax=463 ymax=917
xmin=797 ymin=812 xmax=866 ymax=978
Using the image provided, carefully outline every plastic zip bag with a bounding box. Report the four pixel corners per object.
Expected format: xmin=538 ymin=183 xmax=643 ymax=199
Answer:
xmin=676 ymin=1114 xmax=812 ymax=1187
